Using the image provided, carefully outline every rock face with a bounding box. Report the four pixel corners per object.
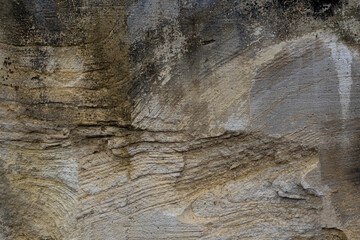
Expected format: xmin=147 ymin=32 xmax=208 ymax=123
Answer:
xmin=0 ymin=0 xmax=359 ymax=239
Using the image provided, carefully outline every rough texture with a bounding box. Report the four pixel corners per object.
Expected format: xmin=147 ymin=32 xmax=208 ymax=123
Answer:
xmin=0 ymin=0 xmax=359 ymax=239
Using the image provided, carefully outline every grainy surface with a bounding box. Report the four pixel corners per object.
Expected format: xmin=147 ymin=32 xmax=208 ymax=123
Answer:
xmin=0 ymin=0 xmax=359 ymax=239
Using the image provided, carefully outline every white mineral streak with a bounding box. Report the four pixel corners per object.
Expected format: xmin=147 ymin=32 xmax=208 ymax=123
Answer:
xmin=329 ymin=39 xmax=353 ymax=119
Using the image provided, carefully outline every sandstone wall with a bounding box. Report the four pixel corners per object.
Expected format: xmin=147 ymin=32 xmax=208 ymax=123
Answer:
xmin=0 ymin=0 xmax=359 ymax=239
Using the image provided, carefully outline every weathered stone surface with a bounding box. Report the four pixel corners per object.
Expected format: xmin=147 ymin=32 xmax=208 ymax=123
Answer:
xmin=0 ymin=0 xmax=359 ymax=239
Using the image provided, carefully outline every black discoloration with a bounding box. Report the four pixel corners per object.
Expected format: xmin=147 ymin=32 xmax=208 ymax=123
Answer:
xmin=3 ymin=0 xmax=87 ymax=46
xmin=29 ymin=49 xmax=50 ymax=73
xmin=11 ymin=0 xmax=33 ymax=30
xmin=350 ymin=167 xmax=360 ymax=186
xmin=322 ymin=227 xmax=348 ymax=240
xmin=277 ymin=0 xmax=298 ymax=9
xmin=128 ymin=62 xmax=158 ymax=99
xmin=277 ymin=0 xmax=343 ymax=18
xmin=308 ymin=0 xmax=342 ymax=16
xmin=11 ymin=0 xmax=62 ymax=45
xmin=128 ymin=20 xmax=176 ymax=105
xmin=201 ymin=39 xmax=216 ymax=45
xmin=3 ymin=57 xmax=12 ymax=68
xmin=320 ymin=119 xmax=360 ymax=225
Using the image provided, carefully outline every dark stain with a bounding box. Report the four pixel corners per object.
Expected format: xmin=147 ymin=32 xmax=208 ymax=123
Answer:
xmin=11 ymin=0 xmax=62 ymax=45
xmin=3 ymin=57 xmax=12 ymax=68
xmin=6 ymin=0 xmax=87 ymax=46
xmin=201 ymin=39 xmax=216 ymax=46
xmin=308 ymin=0 xmax=341 ymax=16
xmin=322 ymin=227 xmax=348 ymax=240
xmin=11 ymin=0 xmax=33 ymax=31
xmin=29 ymin=49 xmax=49 ymax=73
xmin=277 ymin=0 xmax=298 ymax=9
xmin=31 ymin=75 xmax=41 ymax=81
xmin=348 ymin=166 xmax=360 ymax=187
xmin=276 ymin=0 xmax=343 ymax=18
xmin=128 ymin=62 xmax=158 ymax=100
xmin=127 ymin=21 xmax=171 ymax=102
xmin=319 ymin=119 xmax=360 ymax=224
